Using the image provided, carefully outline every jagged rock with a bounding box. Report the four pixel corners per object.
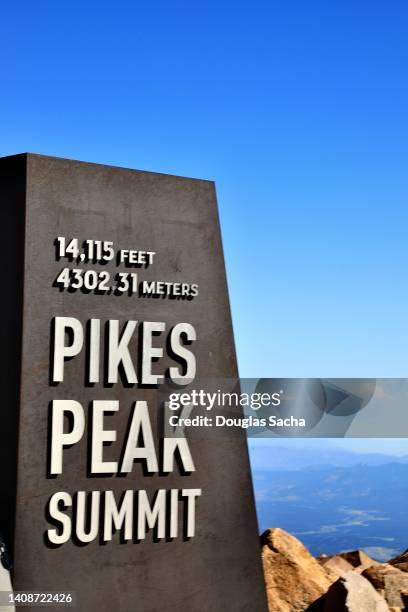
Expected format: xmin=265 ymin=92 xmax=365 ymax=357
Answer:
xmin=322 ymin=571 xmax=390 ymax=611
xmin=389 ymin=549 xmax=408 ymax=573
xmin=261 ymin=528 xmax=335 ymax=612
xmin=319 ymin=555 xmax=355 ymax=577
xmin=362 ymin=564 xmax=408 ymax=609
xmin=316 ymin=554 xmax=334 ymax=566
xmin=338 ymin=550 xmax=379 ymax=572
xmin=363 ymin=564 xmax=404 ymax=590
xmin=382 ymin=576 xmax=407 ymax=609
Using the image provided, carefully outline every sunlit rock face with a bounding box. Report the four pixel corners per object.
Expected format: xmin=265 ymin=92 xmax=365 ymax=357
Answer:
xmin=261 ymin=527 xmax=408 ymax=612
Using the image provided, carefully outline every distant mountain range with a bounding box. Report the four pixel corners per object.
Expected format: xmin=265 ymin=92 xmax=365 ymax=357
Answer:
xmin=251 ymin=450 xmax=408 ymax=562
xmin=249 ymin=444 xmax=408 ymax=471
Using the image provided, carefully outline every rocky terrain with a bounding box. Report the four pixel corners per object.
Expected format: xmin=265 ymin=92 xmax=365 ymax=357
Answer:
xmin=261 ymin=528 xmax=408 ymax=611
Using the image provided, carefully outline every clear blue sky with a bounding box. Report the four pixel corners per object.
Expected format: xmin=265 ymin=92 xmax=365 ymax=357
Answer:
xmin=1 ymin=1 xmax=407 ymax=381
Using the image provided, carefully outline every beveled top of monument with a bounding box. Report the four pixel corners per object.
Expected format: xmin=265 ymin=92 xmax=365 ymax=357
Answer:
xmin=1 ymin=151 xmax=215 ymax=183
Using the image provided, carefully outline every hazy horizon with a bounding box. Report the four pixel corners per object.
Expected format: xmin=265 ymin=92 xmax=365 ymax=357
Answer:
xmin=249 ymin=437 xmax=408 ymax=560
xmin=249 ymin=437 xmax=408 ymax=458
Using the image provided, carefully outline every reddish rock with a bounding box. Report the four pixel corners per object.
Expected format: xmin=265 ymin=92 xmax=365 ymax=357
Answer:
xmin=389 ymin=549 xmax=408 ymax=573
xmin=363 ymin=564 xmax=408 ymax=609
xmin=320 ymin=555 xmax=355 ymax=577
xmin=401 ymin=589 xmax=408 ymax=606
xmin=337 ymin=550 xmax=378 ymax=572
xmin=261 ymin=528 xmax=335 ymax=612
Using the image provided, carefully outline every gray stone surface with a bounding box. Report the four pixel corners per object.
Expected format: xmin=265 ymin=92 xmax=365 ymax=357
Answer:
xmin=0 ymin=154 xmax=267 ymax=611
xmin=323 ymin=572 xmax=390 ymax=611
